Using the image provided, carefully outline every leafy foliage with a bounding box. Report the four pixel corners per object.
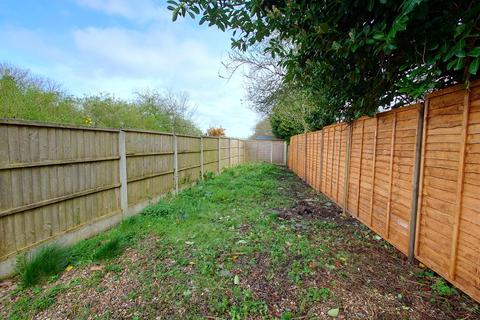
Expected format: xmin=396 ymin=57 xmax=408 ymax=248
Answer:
xmin=206 ymin=126 xmax=226 ymax=136
xmin=169 ymin=0 xmax=480 ymax=121
xmin=0 ymin=64 xmax=202 ymax=135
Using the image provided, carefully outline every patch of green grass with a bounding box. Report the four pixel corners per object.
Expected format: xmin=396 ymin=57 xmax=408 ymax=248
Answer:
xmin=17 ymin=245 xmax=69 ymax=287
xmin=92 ymin=235 xmax=123 ymax=261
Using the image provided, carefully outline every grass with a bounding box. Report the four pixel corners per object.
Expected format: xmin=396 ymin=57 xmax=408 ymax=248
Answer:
xmin=2 ymin=163 xmax=478 ymax=319
xmin=17 ymin=245 xmax=69 ymax=287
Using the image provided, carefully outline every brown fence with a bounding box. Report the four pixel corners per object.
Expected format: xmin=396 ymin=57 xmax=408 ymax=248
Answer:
xmin=288 ymin=82 xmax=480 ymax=303
xmin=0 ymin=120 xmax=257 ymax=277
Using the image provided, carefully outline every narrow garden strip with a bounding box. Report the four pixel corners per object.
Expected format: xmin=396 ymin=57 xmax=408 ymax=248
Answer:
xmin=0 ymin=163 xmax=478 ymax=319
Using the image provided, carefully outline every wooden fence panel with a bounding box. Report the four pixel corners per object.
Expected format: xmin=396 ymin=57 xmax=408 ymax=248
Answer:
xmin=415 ymin=83 xmax=480 ymax=302
xmin=238 ymin=140 xmax=245 ymax=164
xmin=202 ymin=137 xmax=219 ymax=174
xmin=0 ymin=121 xmax=121 ymax=261
xmin=313 ymin=131 xmax=323 ymax=192
xmin=271 ymin=141 xmax=286 ymax=164
xmin=306 ymin=132 xmax=314 ymax=185
xmin=219 ymin=138 xmax=230 ymax=171
xmin=297 ymin=134 xmax=306 ymax=179
xmin=177 ymin=135 xmax=201 ymax=188
xmin=245 ymin=140 xmax=286 ymax=164
xmin=125 ymin=130 xmax=174 ymax=207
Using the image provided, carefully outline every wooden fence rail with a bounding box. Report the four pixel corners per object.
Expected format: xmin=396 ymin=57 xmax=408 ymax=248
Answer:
xmin=0 ymin=121 xmax=278 ymax=277
xmin=288 ymin=82 xmax=480 ymax=303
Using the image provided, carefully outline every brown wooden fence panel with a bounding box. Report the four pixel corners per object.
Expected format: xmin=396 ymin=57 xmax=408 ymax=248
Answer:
xmin=0 ymin=121 xmax=251 ymax=276
xmin=287 ymin=83 xmax=480 ymax=302
xmin=245 ymin=140 xmax=286 ymax=165
xmin=415 ymin=82 xmax=480 ymax=302
xmin=177 ymin=135 xmax=201 ymax=188
xmin=0 ymin=120 xmax=121 ymax=262
xmin=124 ymin=130 xmax=174 ymax=208
xmin=308 ymin=132 xmax=315 ymax=189
xmin=313 ymin=131 xmax=323 ymax=192
xmin=219 ymin=138 xmax=230 ymax=171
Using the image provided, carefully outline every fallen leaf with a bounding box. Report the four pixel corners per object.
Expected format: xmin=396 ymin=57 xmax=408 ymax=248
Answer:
xmin=185 ymin=241 xmax=194 ymax=245
xmin=234 ymin=275 xmax=240 ymax=285
xmin=327 ymin=308 xmax=340 ymax=317
xmin=90 ymin=265 xmax=104 ymax=272
xmin=65 ymin=265 xmax=74 ymax=272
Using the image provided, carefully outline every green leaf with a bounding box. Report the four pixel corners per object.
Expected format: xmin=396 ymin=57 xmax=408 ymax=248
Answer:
xmin=454 ymin=24 xmax=465 ymax=38
xmin=372 ymin=32 xmax=384 ymax=40
xmin=446 ymin=59 xmax=457 ymax=70
xmin=454 ymin=58 xmax=465 ymax=71
xmin=327 ymin=308 xmax=340 ymax=317
xmin=469 ymin=58 xmax=479 ymax=75
xmin=454 ymin=49 xmax=466 ymax=58
xmin=172 ymin=7 xmax=180 ymax=22
xmin=234 ymin=275 xmax=240 ymax=285
xmin=469 ymin=47 xmax=480 ymax=58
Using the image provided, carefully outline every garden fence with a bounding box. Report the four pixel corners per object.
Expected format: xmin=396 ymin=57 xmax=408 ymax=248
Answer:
xmin=0 ymin=121 xmax=285 ymax=277
xmin=288 ymin=81 xmax=480 ymax=303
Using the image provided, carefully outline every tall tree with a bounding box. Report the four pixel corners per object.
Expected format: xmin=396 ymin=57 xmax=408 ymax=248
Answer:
xmin=169 ymin=0 xmax=480 ymax=121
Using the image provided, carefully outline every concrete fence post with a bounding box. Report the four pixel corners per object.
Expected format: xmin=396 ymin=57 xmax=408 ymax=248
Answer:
xmin=283 ymin=141 xmax=287 ymax=166
xmin=200 ymin=136 xmax=204 ymax=180
xmin=270 ymin=141 xmax=273 ymax=163
xmin=217 ymin=137 xmax=221 ymax=173
xmin=118 ymin=130 xmax=128 ymax=217
xmin=173 ymin=134 xmax=179 ymax=194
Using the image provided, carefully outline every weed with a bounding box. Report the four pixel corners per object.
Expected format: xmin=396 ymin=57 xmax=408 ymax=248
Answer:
xmin=142 ymin=201 xmax=175 ymax=217
xmin=432 ymin=279 xmax=457 ymax=297
xmin=17 ymin=245 xmax=69 ymax=287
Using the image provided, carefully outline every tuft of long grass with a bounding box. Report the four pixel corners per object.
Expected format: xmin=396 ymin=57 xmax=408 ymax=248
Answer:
xmin=17 ymin=245 xmax=69 ymax=287
xmin=92 ymin=236 xmax=123 ymax=261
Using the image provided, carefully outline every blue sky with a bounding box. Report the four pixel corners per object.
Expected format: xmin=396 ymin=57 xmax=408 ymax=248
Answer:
xmin=0 ymin=0 xmax=258 ymax=137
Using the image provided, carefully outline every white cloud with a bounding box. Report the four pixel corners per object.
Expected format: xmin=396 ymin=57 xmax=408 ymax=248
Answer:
xmin=72 ymin=26 xmax=218 ymax=79
xmin=75 ymin=0 xmax=166 ymax=23
xmin=0 ymin=19 xmax=258 ymax=137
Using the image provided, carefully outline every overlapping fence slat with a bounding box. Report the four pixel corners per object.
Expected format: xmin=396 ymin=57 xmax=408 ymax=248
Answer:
xmin=288 ymin=82 xmax=480 ymax=301
xmin=415 ymin=82 xmax=480 ymax=302
xmin=288 ymin=82 xmax=480 ymax=302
